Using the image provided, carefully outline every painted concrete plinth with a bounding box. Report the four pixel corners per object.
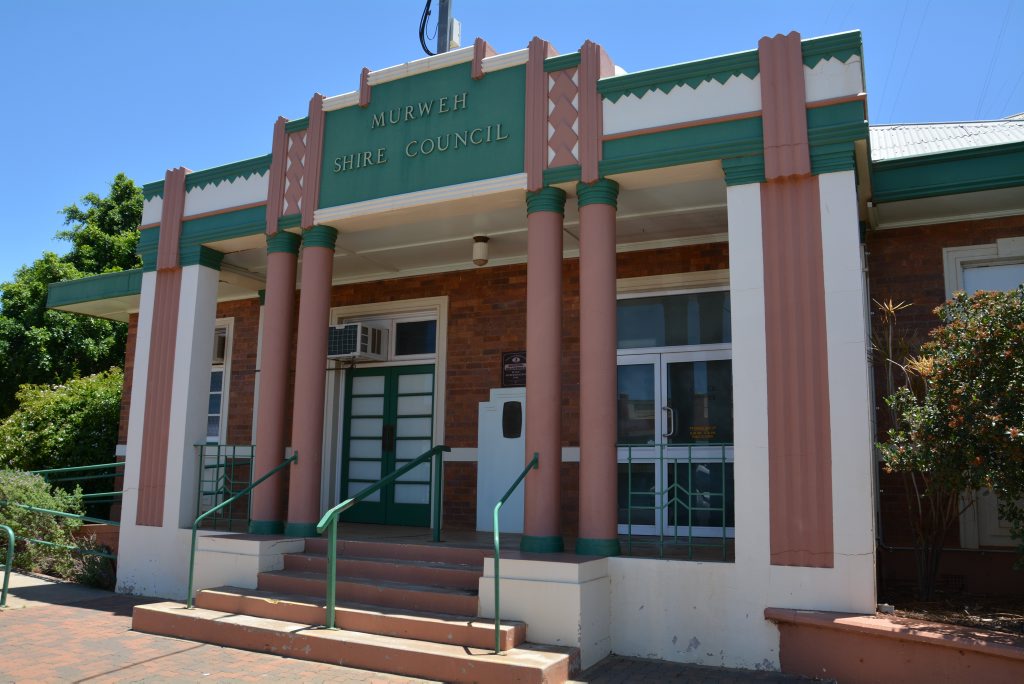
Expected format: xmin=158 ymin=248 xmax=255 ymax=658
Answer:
xmin=194 ymin=534 xmax=305 ymax=592
xmin=479 ymin=553 xmax=610 ymax=669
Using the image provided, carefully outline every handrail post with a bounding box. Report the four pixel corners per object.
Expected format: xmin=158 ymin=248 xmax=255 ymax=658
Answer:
xmin=326 ymin=517 xmax=338 ymax=629
xmin=493 ymin=452 xmax=538 ymax=654
xmin=431 ymin=447 xmax=443 ymax=543
xmin=1 ymin=524 xmax=14 ymax=608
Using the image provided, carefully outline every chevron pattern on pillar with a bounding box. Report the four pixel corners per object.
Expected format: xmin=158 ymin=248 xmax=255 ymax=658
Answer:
xmin=283 ymin=130 xmax=307 ymax=216
xmin=547 ymin=68 xmax=580 ymax=168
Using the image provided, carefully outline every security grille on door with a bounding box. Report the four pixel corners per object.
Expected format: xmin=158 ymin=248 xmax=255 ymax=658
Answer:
xmin=327 ymin=323 xmax=388 ymax=361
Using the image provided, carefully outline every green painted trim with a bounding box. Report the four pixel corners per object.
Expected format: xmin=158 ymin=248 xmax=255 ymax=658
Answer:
xmin=285 ymin=117 xmax=309 ymax=133
xmin=543 ymin=165 xmax=581 ymax=186
xmin=806 ymin=101 xmax=868 ymax=147
xmin=47 ymin=269 xmax=143 ymax=308
xmin=577 ymin=178 xmax=620 ymax=209
xmin=303 ymin=225 xmax=338 ymax=249
xmin=278 ymin=213 xmax=302 ymax=229
xmin=180 ymin=245 xmax=225 ymax=270
xmin=525 ymin=186 xmax=567 ymax=215
xmin=574 ymin=537 xmax=621 ymax=557
xmin=142 ymin=180 xmax=164 ymax=201
xmin=138 ymin=229 xmax=159 ymax=272
xmin=801 ymin=30 xmax=862 ymax=68
xmin=248 ymin=519 xmax=283 ymax=535
xmin=544 ymin=52 xmax=581 ymax=72
xmin=284 ymin=522 xmax=317 ymax=538
xmin=267 ymin=230 xmax=302 ymax=254
xmin=258 ymin=289 xmax=266 ymax=305
xmin=181 ymin=204 xmax=266 ymax=246
xmin=722 ymin=155 xmax=766 ymax=186
xmin=599 ymin=49 xmax=759 ymax=103
xmin=811 ymin=142 xmax=856 ymax=176
xmin=601 ymin=115 xmax=763 ymax=177
xmin=871 ymin=140 xmax=1024 ymax=203
xmin=185 ymin=154 xmax=272 ymax=191
xmin=519 ymin=535 xmax=564 ymax=553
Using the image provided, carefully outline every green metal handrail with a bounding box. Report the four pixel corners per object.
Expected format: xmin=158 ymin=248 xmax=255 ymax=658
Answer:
xmin=29 ymin=462 xmax=123 ymax=476
xmin=316 ymin=445 xmax=449 ymax=630
xmin=1 ymin=524 xmax=13 ymax=608
xmin=185 ymin=452 xmax=298 ymax=609
xmin=492 ymin=452 xmax=538 ymax=654
xmin=0 ymin=501 xmax=119 ymax=527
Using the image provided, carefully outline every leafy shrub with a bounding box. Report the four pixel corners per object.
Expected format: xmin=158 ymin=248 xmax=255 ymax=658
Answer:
xmin=0 ymin=368 xmax=122 ymax=473
xmin=878 ymin=286 xmax=1024 ymax=596
xmin=0 ymin=469 xmax=83 ymax=577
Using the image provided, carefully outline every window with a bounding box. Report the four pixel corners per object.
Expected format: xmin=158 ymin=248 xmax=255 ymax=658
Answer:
xmin=944 ymin=239 xmax=1024 ymax=547
xmin=206 ymin=321 xmax=232 ymax=443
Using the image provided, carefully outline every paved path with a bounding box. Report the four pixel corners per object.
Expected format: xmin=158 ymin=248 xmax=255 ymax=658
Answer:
xmin=0 ymin=572 xmax=813 ymax=683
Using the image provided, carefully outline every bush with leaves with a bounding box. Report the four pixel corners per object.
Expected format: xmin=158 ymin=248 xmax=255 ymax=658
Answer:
xmin=878 ymin=286 xmax=1024 ymax=597
xmin=0 ymin=469 xmax=84 ymax=577
xmin=0 ymin=368 xmax=122 ymax=473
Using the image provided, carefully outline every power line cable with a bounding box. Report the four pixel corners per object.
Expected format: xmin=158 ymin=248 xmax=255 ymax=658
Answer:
xmin=975 ymin=0 xmax=1013 ymax=118
xmin=878 ymin=1 xmax=910 ymax=123
xmin=419 ymin=0 xmax=436 ymax=56
xmin=887 ymin=1 xmax=930 ymax=123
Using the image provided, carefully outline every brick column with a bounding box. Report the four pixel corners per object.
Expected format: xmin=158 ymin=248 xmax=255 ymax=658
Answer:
xmin=576 ymin=179 xmax=621 ymax=557
xmin=249 ymin=231 xmax=301 ymax=534
xmin=285 ymin=225 xmax=337 ymax=537
xmin=520 ymin=186 xmax=566 ymax=553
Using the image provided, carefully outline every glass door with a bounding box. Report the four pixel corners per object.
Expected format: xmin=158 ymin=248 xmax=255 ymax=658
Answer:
xmin=340 ymin=364 xmax=435 ymax=526
xmin=617 ymin=352 xmax=735 ymax=537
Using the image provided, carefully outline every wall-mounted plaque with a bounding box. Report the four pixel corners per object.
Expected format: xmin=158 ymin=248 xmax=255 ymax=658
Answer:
xmin=501 ymin=351 xmax=526 ymax=388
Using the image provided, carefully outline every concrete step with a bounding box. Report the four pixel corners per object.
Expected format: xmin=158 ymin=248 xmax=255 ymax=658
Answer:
xmin=258 ymin=569 xmax=479 ymax=617
xmin=304 ymin=537 xmax=489 ymax=567
xmin=284 ymin=552 xmax=482 ymax=590
xmin=134 ymin=602 xmax=579 ymax=684
xmin=195 ymin=586 xmax=525 ymax=651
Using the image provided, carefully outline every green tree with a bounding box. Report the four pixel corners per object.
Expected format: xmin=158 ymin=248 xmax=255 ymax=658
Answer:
xmin=0 ymin=173 xmax=141 ymax=417
xmin=0 ymin=369 xmax=123 ymax=473
xmin=878 ymin=287 xmax=1024 ymax=599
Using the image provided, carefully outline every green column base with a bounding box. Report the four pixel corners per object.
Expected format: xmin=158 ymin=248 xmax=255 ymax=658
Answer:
xmin=248 ymin=519 xmax=284 ymax=535
xmin=284 ymin=522 xmax=318 ymax=538
xmin=519 ymin=535 xmax=564 ymax=553
xmin=575 ymin=537 xmax=621 ymax=557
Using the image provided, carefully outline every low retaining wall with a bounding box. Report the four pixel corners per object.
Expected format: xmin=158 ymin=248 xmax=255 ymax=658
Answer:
xmin=73 ymin=524 xmax=120 ymax=556
xmin=766 ymin=607 xmax=1024 ymax=683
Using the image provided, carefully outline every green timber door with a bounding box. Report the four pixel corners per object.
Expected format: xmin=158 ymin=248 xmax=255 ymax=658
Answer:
xmin=341 ymin=364 xmax=435 ymax=526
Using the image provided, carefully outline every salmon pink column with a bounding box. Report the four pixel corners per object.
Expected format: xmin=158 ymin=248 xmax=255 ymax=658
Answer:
xmin=249 ymin=231 xmax=301 ymax=534
xmin=576 ymin=179 xmax=621 ymax=557
xmin=285 ymin=225 xmax=337 ymax=538
xmin=521 ymin=187 xmax=567 ymax=553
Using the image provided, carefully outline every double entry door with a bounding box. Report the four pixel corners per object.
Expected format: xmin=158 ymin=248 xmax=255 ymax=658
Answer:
xmin=340 ymin=365 xmax=435 ymax=526
xmin=616 ymin=350 xmax=735 ymax=537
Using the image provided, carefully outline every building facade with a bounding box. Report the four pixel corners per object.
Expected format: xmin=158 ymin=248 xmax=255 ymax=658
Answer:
xmin=48 ymin=29 xmax=1024 ymax=669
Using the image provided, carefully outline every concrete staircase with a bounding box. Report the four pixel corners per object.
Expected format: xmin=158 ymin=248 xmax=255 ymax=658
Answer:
xmin=133 ymin=538 xmax=580 ymax=683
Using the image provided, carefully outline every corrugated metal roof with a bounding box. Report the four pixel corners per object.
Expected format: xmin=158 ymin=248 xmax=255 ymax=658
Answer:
xmin=869 ymin=120 xmax=1024 ymax=162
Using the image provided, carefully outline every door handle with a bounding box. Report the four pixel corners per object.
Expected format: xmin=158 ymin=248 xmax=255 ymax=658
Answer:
xmin=662 ymin=406 xmax=676 ymax=439
xmin=382 ymin=424 xmax=396 ymax=452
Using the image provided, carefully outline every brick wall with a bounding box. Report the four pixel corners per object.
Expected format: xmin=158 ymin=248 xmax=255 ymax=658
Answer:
xmin=866 ymin=214 xmax=1024 ymax=552
xmin=116 ymin=242 xmax=729 ymax=533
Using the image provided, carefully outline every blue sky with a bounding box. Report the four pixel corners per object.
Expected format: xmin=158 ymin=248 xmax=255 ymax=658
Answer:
xmin=1 ymin=1 xmax=1021 ymax=286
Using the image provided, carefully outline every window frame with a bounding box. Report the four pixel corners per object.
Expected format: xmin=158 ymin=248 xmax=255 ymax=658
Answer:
xmin=206 ymin=318 xmax=234 ymax=444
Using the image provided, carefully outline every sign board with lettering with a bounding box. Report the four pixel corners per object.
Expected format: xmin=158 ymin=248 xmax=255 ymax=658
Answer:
xmin=319 ymin=62 xmax=526 ymax=208
xmin=501 ymin=351 xmax=526 ymax=388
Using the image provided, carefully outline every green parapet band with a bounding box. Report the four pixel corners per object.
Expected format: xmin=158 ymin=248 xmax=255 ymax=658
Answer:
xmin=302 ymin=225 xmax=338 ymax=250
xmin=266 ymin=230 xmax=302 ymax=254
xmin=248 ymin=519 xmax=283 ymax=535
xmin=519 ymin=535 xmax=564 ymax=553
xmin=278 ymin=213 xmax=302 ymax=229
xmin=576 ymin=178 xmax=620 ymax=209
xmin=180 ymin=245 xmax=225 ymax=270
xmin=526 ymin=186 xmax=567 ymax=215
xmin=257 ymin=289 xmax=266 ymax=305
xmin=575 ymin=537 xmax=621 ymax=557
xmin=284 ymin=522 xmax=318 ymax=538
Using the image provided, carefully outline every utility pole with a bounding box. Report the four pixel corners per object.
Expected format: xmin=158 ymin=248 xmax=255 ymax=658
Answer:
xmin=436 ymin=0 xmax=460 ymax=54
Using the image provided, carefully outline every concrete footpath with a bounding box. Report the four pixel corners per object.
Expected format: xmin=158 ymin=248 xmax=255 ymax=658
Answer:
xmin=0 ymin=572 xmax=814 ymax=683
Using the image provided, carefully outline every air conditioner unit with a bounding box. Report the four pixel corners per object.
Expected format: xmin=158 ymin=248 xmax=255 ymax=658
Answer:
xmin=327 ymin=323 xmax=387 ymax=361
